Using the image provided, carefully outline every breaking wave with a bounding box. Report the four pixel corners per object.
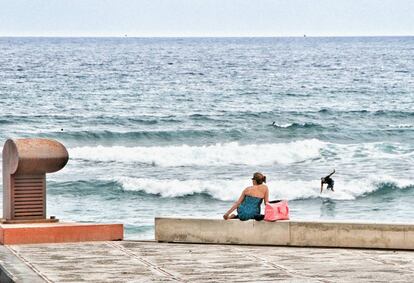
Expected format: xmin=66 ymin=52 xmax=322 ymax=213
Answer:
xmin=271 ymin=122 xmax=322 ymax=129
xmin=387 ymin=124 xmax=414 ymax=129
xmin=115 ymin=176 xmax=414 ymax=201
xmin=69 ymin=139 xmax=325 ymax=166
xmin=69 ymin=139 xmax=413 ymax=167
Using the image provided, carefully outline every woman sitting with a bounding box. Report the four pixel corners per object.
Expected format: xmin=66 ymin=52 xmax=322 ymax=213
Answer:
xmin=223 ymin=172 xmax=269 ymax=221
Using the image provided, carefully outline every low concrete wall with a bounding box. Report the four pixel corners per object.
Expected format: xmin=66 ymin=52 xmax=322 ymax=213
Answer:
xmin=155 ymin=217 xmax=414 ymax=250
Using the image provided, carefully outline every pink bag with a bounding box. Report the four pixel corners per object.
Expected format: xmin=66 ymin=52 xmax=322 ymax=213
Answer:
xmin=264 ymin=200 xmax=289 ymax=221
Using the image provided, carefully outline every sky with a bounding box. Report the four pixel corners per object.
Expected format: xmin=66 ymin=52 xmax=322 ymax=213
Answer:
xmin=0 ymin=0 xmax=413 ymax=37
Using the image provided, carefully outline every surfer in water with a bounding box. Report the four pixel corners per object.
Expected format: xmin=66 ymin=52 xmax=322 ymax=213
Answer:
xmin=321 ymin=169 xmax=335 ymax=193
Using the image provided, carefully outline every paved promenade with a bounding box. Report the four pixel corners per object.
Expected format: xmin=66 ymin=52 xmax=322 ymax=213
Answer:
xmin=1 ymin=241 xmax=413 ymax=282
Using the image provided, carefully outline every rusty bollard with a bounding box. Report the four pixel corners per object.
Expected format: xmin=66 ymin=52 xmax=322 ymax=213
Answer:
xmin=2 ymin=138 xmax=68 ymax=223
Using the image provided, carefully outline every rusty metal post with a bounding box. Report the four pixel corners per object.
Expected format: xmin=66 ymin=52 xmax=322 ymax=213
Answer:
xmin=2 ymin=138 xmax=68 ymax=223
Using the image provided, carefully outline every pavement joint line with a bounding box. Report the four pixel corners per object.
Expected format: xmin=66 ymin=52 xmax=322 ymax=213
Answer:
xmin=233 ymin=246 xmax=330 ymax=283
xmin=6 ymin=245 xmax=51 ymax=283
xmin=106 ymin=241 xmax=185 ymax=282
xmin=353 ymin=249 xmax=414 ymax=273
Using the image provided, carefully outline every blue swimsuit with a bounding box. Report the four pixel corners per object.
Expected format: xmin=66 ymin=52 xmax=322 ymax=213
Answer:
xmin=237 ymin=195 xmax=263 ymax=221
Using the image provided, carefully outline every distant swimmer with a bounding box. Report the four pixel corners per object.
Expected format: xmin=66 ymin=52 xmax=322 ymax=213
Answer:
xmin=321 ymin=169 xmax=335 ymax=193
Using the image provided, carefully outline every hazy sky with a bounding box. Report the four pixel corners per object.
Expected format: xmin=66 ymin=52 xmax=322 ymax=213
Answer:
xmin=1 ymin=0 xmax=413 ymax=37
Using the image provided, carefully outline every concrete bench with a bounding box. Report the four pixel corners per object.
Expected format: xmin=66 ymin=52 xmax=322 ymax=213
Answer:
xmin=155 ymin=217 xmax=414 ymax=250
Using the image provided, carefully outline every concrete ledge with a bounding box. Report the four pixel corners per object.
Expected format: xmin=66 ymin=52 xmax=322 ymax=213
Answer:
xmin=155 ymin=217 xmax=414 ymax=250
xmin=156 ymin=217 xmax=290 ymax=246
xmin=0 ymin=222 xmax=123 ymax=245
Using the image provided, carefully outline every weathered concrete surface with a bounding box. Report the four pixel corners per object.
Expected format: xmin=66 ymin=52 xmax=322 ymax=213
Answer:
xmin=3 ymin=241 xmax=414 ymax=282
xmin=157 ymin=217 xmax=290 ymax=246
xmin=156 ymin=217 xmax=414 ymax=250
xmin=0 ymin=245 xmax=44 ymax=282
xmin=289 ymin=221 xmax=414 ymax=249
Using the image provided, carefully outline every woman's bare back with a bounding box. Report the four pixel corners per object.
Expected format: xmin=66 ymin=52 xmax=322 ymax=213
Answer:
xmin=244 ymin=184 xmax=268 ymax=199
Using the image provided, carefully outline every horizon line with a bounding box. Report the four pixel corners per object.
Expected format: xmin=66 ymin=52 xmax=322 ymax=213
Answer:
xmin=0 ymin=34 xmax=413 ymax=38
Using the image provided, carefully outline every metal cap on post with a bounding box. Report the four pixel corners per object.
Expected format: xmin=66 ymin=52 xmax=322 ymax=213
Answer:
xmin=2 ymin=138 xmax=69 ymax=223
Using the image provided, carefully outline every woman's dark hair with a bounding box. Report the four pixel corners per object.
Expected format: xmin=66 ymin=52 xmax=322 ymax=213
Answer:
xmin=252 ymin=172 xmax=266 ymax=184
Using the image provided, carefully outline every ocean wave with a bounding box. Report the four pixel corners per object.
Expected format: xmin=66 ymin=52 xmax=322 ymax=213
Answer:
xmin=48 ymin=179 xmax=123 ymax=195
xmin=271 ymin=122 xmax=321 ymax=129
xmin=316 ymin=108 xmax=370 ymax=115
xmin=387 ymin=124 xmax=413 ymax=129
xmin=68 ymin=139 xmax=413 ymax=167
xmin=317 ymin=109 xmax=414 ymax=117
xmin=69 ymin=139 xmax=325 ymax=166
xmin=115 ymin=176 xmax=414 ymax=201
xmin=374 ymin=110 xmax=414 ymax=117
xmin=0 ymin=114 xmax=173 ymax=123
xmin=39 ymin=129 xmax=243 ymax=142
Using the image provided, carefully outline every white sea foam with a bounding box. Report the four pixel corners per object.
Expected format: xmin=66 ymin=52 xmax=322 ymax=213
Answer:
xmin=272 ymin=123 xmax=294 ymax=128
xmin=115 ymin=176 xmax=413 ymax=201
xmin=69 ymin=139 xmax=413 ymax=169
xmin=69 ymin=139 xmax=325 ymax=167
xmin=388 ymin=124 xmax=413 ymax=129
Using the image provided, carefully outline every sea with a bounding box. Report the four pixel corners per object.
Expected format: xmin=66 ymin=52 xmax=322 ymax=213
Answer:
xmin=0 ymin=37 xmax=413 ymax=239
